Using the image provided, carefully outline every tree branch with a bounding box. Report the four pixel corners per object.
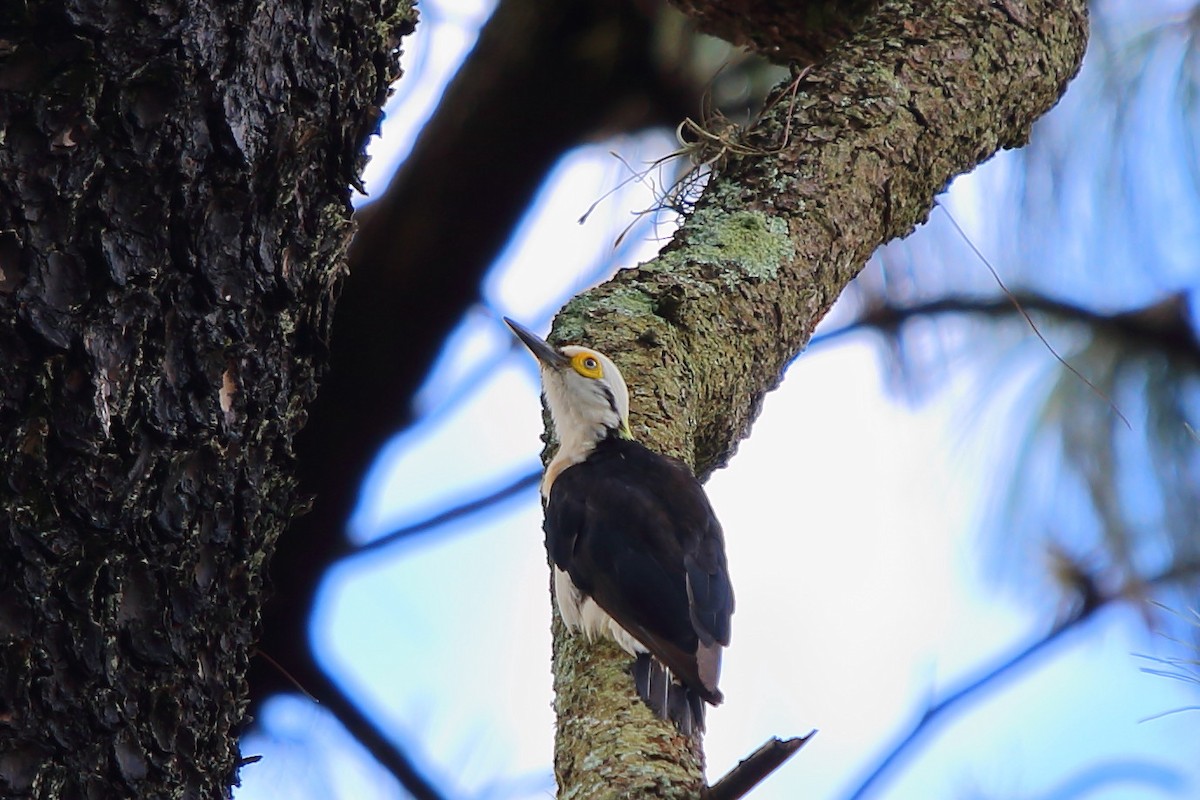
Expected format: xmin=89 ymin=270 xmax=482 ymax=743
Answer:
xmin=252 ymin=643 xmax=454 ymax=800
xmin=842 ymin=558 xmax=1200 ymax=800
xmin=811 ymin=292 xmax=1200 ymax=370
xmin=256 ymin=466 xmax=542 ymax=798
xmin=545 ymin=0 xmax=1090 ymax=796
xmin=554 ymin=0 xmax=1090 ymax=480
xmin=668 ymin=0 xmax=882 ymax=63
xmin=254 ymin=0 xmax=700 ymax=765
xmin=351 ymin=469 xmax=540 ymax=558
xmin=705 ymin=734 xmax=815 ymax=800
xmin=304 ymin=666 xmax=450 ymax=800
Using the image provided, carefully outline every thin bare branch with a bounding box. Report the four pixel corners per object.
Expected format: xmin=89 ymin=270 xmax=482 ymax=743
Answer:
xmin=705 ymin=734 xmax=815 ymax=800
xmin=306 ymin=667 xmax=450 ymax=800
xmin=350 ymin=469 xmax=541 ymax=559
xmin=842 ymin=558 xmax=1200 ymax=800
xmin=810 ymin=292 xmax=1200 ymax=371
xmin=938 ymin=204 xmax=1132 ymax=429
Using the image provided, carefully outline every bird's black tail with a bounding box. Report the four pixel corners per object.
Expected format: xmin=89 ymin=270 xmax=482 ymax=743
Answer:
xmin=632 ymin=654 xmax=706 ymax=736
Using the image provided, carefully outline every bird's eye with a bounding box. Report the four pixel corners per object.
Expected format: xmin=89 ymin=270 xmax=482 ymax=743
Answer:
xmin=571 ymin=352 xmax=604 ymax=379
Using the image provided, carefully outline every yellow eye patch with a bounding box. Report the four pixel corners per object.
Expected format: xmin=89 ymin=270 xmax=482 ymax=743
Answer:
xmin=571 ymin=351 xmax=603 ymax=379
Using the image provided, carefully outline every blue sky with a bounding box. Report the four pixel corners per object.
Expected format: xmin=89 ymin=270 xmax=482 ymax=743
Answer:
xmin=236 ymin=3 xmax=1200 ymax=798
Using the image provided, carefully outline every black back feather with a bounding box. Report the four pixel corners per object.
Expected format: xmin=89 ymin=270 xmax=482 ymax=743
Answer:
xmin=545 ymin=436 xmax=734 ymax=713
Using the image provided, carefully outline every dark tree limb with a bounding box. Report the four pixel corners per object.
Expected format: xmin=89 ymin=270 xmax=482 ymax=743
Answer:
xmin=669 ymin=0 xmax=883 ymax=63
xmin=302 ymin=667 xmax=449 ymax=800
xmin=250 ymin=0 xmax=707 ymax=785
xmin=252 ymin=0 xmax=706 ymax=752
xmin=812 ymin=292 xmax=1200 ymax=369
xmin=350 ymin=469 xmax=540 ymax=558
xmin=705 ymin=734 xmax=815 ymax=800
xmin=256 ymin=466 xmax=543 ymax=798
xmin=252 ymin=469 xmax=543 ymax=800
xmin=842 ymin=559 xmax=1200 ymax=800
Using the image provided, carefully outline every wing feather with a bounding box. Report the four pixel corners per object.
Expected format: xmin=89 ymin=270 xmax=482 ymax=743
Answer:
xmin=544 ymin=437 xmax=733 ymax=703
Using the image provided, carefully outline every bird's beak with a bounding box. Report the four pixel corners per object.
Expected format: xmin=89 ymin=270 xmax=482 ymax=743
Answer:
xmin=504 ymin=317 xmax=570 ymax=368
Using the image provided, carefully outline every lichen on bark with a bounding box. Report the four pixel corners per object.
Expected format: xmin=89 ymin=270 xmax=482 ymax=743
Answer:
xmin=543 ymin=0 xmax=1088 ymax=796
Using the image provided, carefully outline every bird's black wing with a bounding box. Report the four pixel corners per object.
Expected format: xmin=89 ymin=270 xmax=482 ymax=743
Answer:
xmin=544 ymin=436 xmax=733 ymax=702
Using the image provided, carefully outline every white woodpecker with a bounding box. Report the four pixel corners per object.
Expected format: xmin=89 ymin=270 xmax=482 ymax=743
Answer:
xmin=505 ymin=317 xmax=734 ymax=736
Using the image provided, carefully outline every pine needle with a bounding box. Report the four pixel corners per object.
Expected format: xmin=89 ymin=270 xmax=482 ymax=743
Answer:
xmin=939 ymin=202 xmax=1132 ymax=430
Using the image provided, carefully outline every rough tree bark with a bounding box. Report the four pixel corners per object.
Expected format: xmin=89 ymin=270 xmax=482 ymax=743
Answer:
xmin=545 ymin=0 xmax=1089 ymax=797
xmin=0 ymin=2 xmax=410 ymax=798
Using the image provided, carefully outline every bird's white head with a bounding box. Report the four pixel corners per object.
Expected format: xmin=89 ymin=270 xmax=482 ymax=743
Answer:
xmin=505 ymin=318 xmax=632 ymax=460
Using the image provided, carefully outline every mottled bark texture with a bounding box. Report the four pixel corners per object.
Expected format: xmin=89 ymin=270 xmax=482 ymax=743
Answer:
xmin=0 ymin=2 xmax=410 ymax=798
xmin=669 ymin=0 xmax=884 ymax=63
xmin=546 ymin=0 xmax=1089 ymax=797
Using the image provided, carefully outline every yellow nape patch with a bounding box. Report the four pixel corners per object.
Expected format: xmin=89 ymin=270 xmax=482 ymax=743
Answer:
xmin=570 ymin=350 xmax=603 ymax=379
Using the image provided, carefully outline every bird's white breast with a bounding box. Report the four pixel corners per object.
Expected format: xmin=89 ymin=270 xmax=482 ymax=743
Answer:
xmin=553 ymin=567 xmax=645 ymax=657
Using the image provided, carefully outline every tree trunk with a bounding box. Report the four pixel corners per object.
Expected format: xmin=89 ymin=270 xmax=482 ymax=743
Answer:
xmin=0 ymin=2 xmax=411 ymax=797
xmin=546 ymin=0 xmax=1088 ymax=796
